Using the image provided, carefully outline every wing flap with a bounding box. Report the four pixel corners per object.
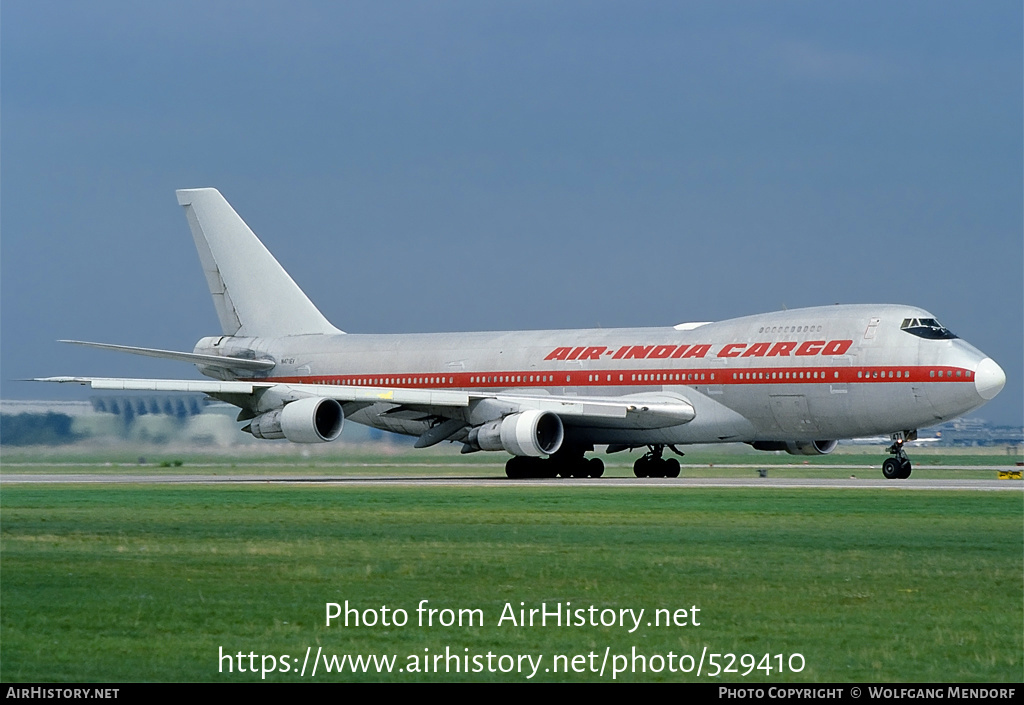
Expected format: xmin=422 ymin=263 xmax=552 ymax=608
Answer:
xmin=487 ymin=392 xmax=695 ymax=427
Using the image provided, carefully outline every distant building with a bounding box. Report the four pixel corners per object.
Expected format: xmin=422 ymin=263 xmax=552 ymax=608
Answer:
xmin=839 ymin=418 xmax=1023 ymax=450
xmin=1 ymin=397 xmax=389 ymax=446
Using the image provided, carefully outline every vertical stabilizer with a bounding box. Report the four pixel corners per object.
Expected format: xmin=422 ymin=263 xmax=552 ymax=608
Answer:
xmin=176 ymin=188 xmax=342 ymax=337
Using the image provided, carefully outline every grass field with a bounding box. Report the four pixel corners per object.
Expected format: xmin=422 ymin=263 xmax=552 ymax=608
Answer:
xmin=1 ymin=469 xmax=1021 ymax=682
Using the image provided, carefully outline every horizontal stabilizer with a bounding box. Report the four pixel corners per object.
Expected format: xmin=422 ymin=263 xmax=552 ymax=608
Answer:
xmin=60 ymin=340 xmax=276 ymax=372
xmin=34 ymin=376 xmax=258 ymax=394
xmin=33 ymin=376 xmax=471 ymax=406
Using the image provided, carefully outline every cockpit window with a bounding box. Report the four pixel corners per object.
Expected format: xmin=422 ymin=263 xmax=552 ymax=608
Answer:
xmin=900 ymin=318 xmax=958 ymax=340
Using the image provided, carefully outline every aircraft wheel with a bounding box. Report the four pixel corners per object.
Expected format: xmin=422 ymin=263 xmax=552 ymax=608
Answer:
xmin=556 ymin=459 xmax=578 ymax=478
xmin=588 ymin=457 xmax=605 ymax=478
xmin=570 ymin=458 xmax=592 ymax=478
xmin=664 ymin=458 xmax=680 ymax=478
xmin=505 ymin=456 xmax=528 ymax=479
xmin=633 ymin=456 xmax=650 ymax=478
xmin=882 ymin=457 xmax=903 ymax=480
xmin=510 ymin=457 xmax=556 ymax=479
xmin=649 ymin=459 xmax=666 ymax=478
xmin=897 ymin=459 xmax=912 ymax=479
xmin=530 ymin=459 xmax=554 ymax=479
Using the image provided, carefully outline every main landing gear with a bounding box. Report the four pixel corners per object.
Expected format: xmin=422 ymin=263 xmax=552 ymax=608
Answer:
xmin=882 ymin=437 xmax=913 ymax=480
xmin=633 ymin=445 xmax=682 ymax=478
xmin=505 ymin=447 xmax=605 ymax=479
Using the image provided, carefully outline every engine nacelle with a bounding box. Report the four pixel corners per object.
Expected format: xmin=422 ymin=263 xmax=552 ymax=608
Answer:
xmin=248 ymin=397 xmax=344 ymax=443
xmin=467 ymin=410 xmax=564 ymax=457
xmin=787 ymin=440 xmax=839 ymax=455
xmin=751 ymin=440 xmax=838 ymax=456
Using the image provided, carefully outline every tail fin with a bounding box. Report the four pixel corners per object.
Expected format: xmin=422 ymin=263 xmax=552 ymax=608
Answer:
xmin=176 ymin=188 xmax=342 ymax=337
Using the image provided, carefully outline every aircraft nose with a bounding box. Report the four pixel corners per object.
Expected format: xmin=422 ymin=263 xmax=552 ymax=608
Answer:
xmin=974 ymin=358 xmax=1005 ymax=401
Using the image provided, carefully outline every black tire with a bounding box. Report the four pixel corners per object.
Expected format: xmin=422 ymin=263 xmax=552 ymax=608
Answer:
xmin=565 ymin=459 xmax=581 ymax=478
xmin=505 ymin=456 xmax=527 ymax=479
xmin=557 ymin=458 xmax=581 ymax=478
xmin=540 ymin=460 xmax=558 ymax=479
xmin=649 ymin=458 xmax=673 ymax=478
xmin=664 ymin=458 xmax=681 ymax=478
xmin=633 ymin=456 xmax=650 ymax=478
xmin=588 ymin=457 xmax=605 ymax=478
xmin=897 ymin=459 xmax=912 ymax=479
xmin=882 ymin=457 xmax=902 ymax=479
xmin=509 ymin=457 xmax=555 ymax=479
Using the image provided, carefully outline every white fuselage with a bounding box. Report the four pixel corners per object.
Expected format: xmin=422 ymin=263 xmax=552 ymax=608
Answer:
xmin=195 ymin=303 xmax=1000 ymax=447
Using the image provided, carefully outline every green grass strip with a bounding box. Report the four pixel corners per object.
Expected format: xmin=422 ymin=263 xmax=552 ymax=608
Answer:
xmin=2 ymin=485 xmax=1021 ymax=682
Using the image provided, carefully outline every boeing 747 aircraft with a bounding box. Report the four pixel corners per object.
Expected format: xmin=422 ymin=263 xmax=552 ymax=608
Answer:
xmin=39 ymin=189 xmax=1006 ymax=479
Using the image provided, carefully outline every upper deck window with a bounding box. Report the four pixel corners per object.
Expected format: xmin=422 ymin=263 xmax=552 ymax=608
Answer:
xmin=900 ymin=318 xmax=958 ymax=340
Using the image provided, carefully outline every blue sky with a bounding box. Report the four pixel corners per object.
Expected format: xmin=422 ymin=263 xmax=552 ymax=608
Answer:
xmin=2 ymin=1 xmax=1021 ymax=425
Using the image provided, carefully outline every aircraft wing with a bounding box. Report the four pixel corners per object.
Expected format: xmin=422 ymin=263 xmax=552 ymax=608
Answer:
xmin=34 ymin=376 xmax=469 ymax=406
xmin=33 ymin=377 xmax=694 ymax=427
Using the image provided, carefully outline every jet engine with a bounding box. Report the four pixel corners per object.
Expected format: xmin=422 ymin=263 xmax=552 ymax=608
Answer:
xmin=247 ymin=397 xmax=344 ymax=443
xmin=751 ymin=440 xmax=838 ymax=456
xmin=466 ymin=410 xmax=564 ymax=457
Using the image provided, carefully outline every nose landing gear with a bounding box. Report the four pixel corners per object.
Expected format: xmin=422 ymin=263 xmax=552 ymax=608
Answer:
xmin=882 ymin=437 xmax=913 ymax=479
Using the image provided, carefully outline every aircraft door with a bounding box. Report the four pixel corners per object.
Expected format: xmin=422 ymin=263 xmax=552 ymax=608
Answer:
xmin=769 ymin=394 xmax=820 ymax=435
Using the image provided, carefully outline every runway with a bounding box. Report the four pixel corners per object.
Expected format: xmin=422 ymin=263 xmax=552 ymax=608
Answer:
xmin=1 ymin=472 xmax=1020 ymax=491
